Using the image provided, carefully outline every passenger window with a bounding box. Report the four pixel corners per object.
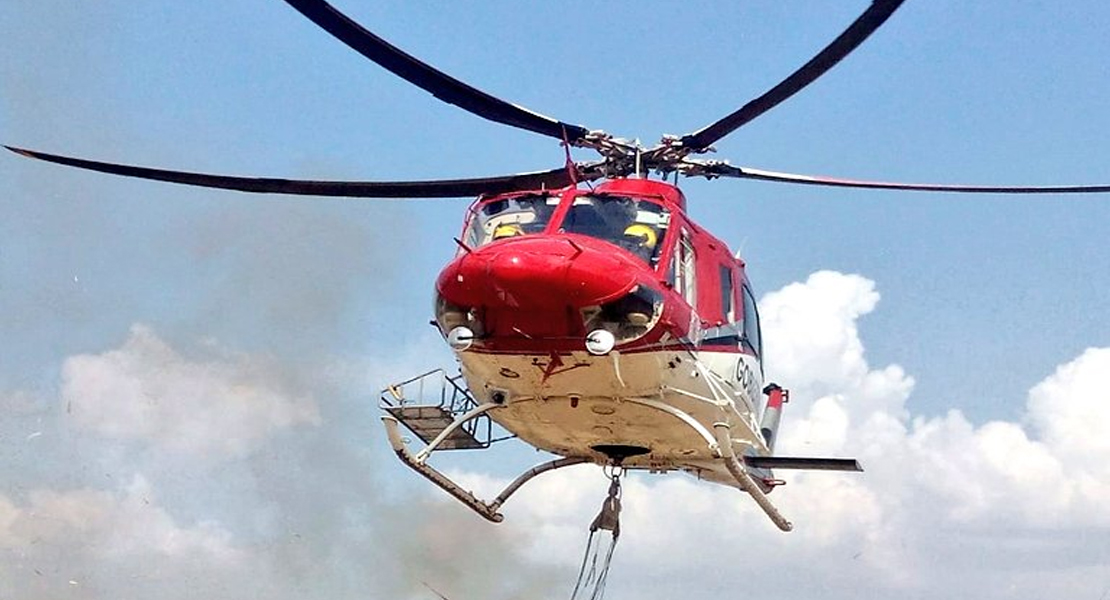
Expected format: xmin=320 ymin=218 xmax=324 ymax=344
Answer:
xmin=677 ymin=234 xmax=697 ymax=307
xmin=719 ymin=265 xmax=735 ymax=323
xmin=741 ymin=285 xmax=762 ymax=357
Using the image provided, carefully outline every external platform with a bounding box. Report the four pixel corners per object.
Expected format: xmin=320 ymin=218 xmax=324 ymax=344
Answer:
xmin=382 ymin=405 xmax=485 ymax=450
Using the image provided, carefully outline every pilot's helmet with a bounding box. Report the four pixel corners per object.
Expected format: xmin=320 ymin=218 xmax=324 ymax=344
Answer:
xmin=623 ymin=223 xmax=658 ymax=248
xmin=493 ymin=223 xmax=523 ymax=240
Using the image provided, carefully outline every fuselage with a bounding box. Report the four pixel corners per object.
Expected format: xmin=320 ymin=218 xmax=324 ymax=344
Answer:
xmin=433 ymin=178 xmax=770 ymax=481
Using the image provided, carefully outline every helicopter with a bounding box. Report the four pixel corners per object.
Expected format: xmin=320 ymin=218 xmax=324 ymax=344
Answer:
xmin=8 ymin=0 xmax=1110 ymax=533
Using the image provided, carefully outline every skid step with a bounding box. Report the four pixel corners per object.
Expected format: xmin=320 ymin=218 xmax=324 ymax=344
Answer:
xmin=383 ymin=405 xmax=486 ymax=450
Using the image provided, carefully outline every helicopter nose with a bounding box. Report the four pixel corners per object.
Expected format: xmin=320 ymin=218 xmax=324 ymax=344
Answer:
xmin=438 ymin=236 xmax=637 ymax=310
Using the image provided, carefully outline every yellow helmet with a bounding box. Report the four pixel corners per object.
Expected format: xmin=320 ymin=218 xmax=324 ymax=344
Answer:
xmin=623 ymin=223 xmax=658 ymax=248
xmin=492 ymin=223 xmax=523 ymax=240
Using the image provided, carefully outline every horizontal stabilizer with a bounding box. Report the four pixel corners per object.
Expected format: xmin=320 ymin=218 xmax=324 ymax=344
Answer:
xmin=744 ymin=456 xmax=863 ymax=472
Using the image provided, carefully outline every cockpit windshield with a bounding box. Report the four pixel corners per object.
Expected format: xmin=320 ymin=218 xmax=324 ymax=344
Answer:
xmin=464 ymin=193 xmax=559 ymax=247
xmin=559 ymin=194 xmax=670 ymax=265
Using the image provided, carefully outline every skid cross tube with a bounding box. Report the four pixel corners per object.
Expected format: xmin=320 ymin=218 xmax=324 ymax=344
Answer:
xmin=382 ymin=416 xmax=589 ymax=522
xmin=488 ymin=456 xmax=591 ymax=513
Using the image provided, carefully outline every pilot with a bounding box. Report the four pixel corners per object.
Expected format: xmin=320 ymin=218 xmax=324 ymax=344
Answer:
xmin=492 ymin=223 xmax=524 ymax=240
xmin=622 ymin=223 xmax=659 ymax=261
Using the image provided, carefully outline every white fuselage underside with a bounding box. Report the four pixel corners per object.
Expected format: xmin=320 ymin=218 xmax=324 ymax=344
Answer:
xmin=457 ymin=347 xmax=767 ymax=485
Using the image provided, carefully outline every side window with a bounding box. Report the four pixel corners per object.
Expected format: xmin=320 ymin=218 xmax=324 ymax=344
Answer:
xmin=741 ymin=285 xmax=762 ymax=357
xmin=719 ymin=265 xmax=735 ymax=323
xmin=677 ymin=233 xmax=697 ymax=307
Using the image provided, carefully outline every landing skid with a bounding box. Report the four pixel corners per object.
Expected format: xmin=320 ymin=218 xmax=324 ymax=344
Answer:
xmin=380 ymin=408 xmax=794 ymax=530
xmin=379 ymin=368 xmax=861 ymax=530
xmin=713 ymin=422 xmax=794 ymax=531
xmin=379 ymin=369 xmax=593 ymax=522
xmin=382 ymin=416 xmax=588 ymax=522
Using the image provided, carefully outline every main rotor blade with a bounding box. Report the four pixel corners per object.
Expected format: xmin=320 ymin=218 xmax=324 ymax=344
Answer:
xmin=5 ymin=146 xmax=594 ymax=198
xmin=283 ymin=0 xmax=591 ymax=144
xmin=707 ymin=163 xmax=1110 ymax=194
xmin=679 ymin=0 xmax=905 ymax=152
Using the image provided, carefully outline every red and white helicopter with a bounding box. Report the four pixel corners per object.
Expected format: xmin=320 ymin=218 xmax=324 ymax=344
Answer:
xmin=8 ymin=0 xmax=1110 ymax=532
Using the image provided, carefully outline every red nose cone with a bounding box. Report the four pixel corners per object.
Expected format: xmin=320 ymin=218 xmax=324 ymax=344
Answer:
xmin=438 ymin=236 xmax=638 ymax=310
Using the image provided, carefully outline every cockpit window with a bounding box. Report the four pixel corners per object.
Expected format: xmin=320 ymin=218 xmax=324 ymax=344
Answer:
xmin=559 ymin=194 xmax=670 ymax=265
xmin=464 ymin=194 xmax=559 ymax=247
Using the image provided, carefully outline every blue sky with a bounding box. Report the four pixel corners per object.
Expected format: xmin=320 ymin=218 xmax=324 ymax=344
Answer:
xmin=3 ymin=2 xmax=1110 ymax=599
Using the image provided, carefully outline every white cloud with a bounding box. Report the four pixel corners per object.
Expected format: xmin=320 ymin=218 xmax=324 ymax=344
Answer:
xmin=1028 ymin=347 xmax=1110 ymax=474
xmin=61 ymin=325 xmax=321 ymax=457
xmin=760 ymin=270 xmax=913 ymax=424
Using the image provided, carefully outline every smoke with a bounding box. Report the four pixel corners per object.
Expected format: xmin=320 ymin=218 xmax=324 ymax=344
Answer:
xmin=61 ymin=325 xmax=320 ymax=458
xmin=0 ymin=322 xmax=566 ymax=600
xmin=178 ymin=200 xmax=419 ymax=358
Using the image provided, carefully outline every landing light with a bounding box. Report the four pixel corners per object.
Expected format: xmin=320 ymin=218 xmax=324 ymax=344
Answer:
xmin=585 ymin=329 xmax=616 ymax=355
xmin=447 ymin=326 xmax=475 ymax=351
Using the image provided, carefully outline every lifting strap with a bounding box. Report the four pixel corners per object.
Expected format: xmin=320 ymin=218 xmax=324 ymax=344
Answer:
xmin=570 ymin=472 xmax=623 ymax=600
